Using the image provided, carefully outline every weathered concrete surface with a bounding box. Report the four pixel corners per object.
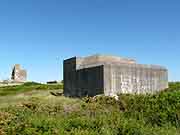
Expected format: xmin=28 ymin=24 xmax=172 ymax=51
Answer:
xmin=63 ymin=57 xmax=104 ymax=97
xmin=64 ymin=54 xmax=168 ymax=97
xmin=103 ymin=64 xmax=168 ymax=95
xmin=11 ymin=64 xmax=27 ymax=82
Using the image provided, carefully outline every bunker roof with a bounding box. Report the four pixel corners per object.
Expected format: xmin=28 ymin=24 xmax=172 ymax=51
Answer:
xmin=75 ymin=54 xmax=167 ymax=71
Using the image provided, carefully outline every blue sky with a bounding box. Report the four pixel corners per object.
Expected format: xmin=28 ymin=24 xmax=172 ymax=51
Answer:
xmin=0 ymin=0 xmax=179 ymax=82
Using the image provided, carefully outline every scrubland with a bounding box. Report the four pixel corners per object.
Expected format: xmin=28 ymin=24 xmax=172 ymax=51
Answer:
xmin=0 ymin=82 xmax=179 ymax=135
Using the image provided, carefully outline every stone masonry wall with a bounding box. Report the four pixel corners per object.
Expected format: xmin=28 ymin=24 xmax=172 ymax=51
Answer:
xmin=11 ymin=64 xmax=27 ymax=82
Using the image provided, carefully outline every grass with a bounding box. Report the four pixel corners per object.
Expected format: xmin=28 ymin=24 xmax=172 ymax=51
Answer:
xmin=0 ymin=82 xmax=180 ymax=135
xmin=0 ymin=82 xmax=63 ymax=96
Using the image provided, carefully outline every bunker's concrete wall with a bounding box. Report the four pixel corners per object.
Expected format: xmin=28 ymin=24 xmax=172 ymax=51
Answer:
xmin=75 ymin=66 xmax=104 ymax=97
xmin=104 ymin=64 xmax=168 ymax=95
xmin=64 ymin=55 xmax=168 ymax=97
xmin=64 ymin=57 xmax=104 ymax=97
xmin=63 ymin=57 xmax=77 ymax=97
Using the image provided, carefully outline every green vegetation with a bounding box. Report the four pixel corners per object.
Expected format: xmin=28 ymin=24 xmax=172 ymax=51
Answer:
xmin=0 ymin=82 xmax=63 ymax=96
xmin=0 ymin=82 xmax=180 ymax=135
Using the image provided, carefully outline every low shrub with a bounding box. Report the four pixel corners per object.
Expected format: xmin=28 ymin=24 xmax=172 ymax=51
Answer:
xmin=0 ymin=82 xmax=180 ymax=134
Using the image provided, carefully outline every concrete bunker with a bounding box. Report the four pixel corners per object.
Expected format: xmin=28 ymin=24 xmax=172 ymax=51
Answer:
xmin=63 ymin=55 xmax=168 ymax=97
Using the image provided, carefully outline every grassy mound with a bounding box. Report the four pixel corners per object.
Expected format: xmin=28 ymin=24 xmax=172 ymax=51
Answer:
xmin=0 ymin=82 xmax=180 ymax=135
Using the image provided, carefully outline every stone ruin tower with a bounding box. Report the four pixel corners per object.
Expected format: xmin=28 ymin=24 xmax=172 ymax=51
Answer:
xmin=11 ymin=64 xmax=27 ymax=82
xmin=63 ymin=54 xmax=168 ymax=97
